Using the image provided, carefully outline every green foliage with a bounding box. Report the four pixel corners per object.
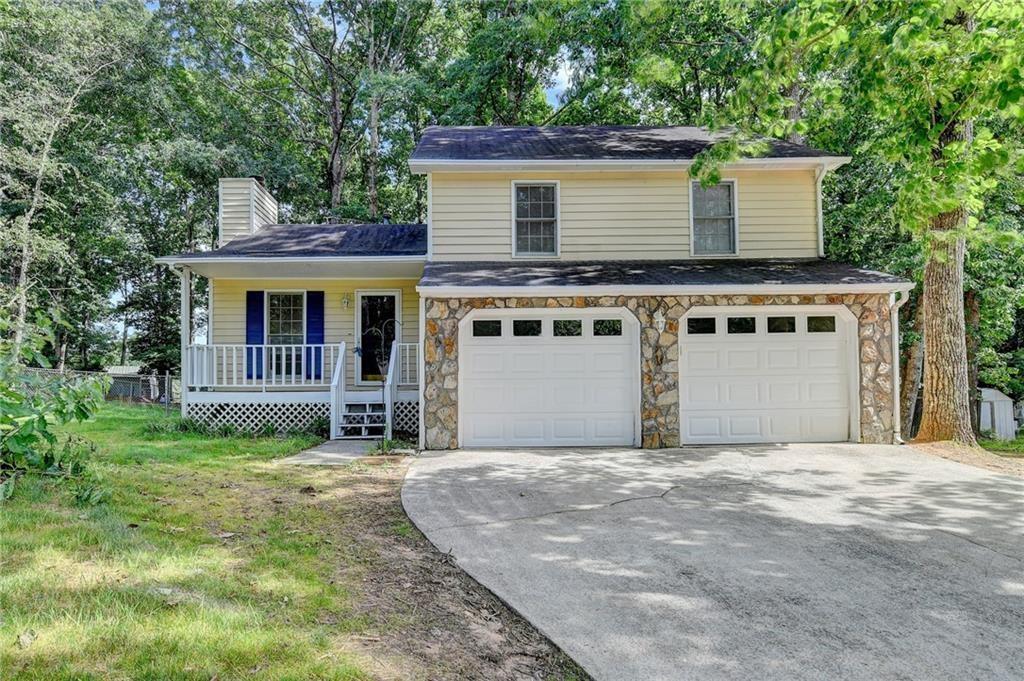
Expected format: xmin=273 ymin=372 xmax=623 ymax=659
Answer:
xmin=724 ymin=1 xmax=1024 ymax=246
xmin=0 ymin=314 xmax=108 ymax=502
xmin=367 ymin=438 xmax=414 ymax=455
xmin=143 ymin=413 xmax=327 ymax=440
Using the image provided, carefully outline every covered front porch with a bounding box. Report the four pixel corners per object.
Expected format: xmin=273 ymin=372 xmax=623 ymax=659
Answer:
xmin=163 ymin=253 xmax=425 ymax=440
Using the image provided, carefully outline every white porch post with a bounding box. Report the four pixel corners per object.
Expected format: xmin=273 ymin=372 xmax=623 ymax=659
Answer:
xmin=178 ymin=266 xmax=191 ymax=417
xmin=418 ymin=296 xmax=426 ymax=450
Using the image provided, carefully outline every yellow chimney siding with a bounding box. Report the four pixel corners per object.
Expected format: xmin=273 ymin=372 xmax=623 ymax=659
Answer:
xmin=429 ymin=169 xmax=820 ymax=260
xmin=217 ymin=178 xmax=279 ymax=246
xmin=209 ymin=278 xmax=420 ymax=390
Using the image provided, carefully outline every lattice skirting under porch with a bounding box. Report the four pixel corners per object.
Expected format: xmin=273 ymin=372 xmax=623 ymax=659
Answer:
xmin=392 ymin=400 xmax=419 ymax=436
xmin=187 ymin=400 xmax=329 ymax=433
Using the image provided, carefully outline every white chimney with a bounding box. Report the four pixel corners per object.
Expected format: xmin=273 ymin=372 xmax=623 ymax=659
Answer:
xmin=217 ymin=177 xmax=279 ymax=247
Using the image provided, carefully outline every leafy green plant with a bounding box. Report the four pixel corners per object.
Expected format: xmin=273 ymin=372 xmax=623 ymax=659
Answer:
xmin=366 ymin=438 xmax=414 ymax=455
xmin=307 ymin=416 xmax=330 ymax=439
xmin=1 ymin=313 xmax=107 ymax=501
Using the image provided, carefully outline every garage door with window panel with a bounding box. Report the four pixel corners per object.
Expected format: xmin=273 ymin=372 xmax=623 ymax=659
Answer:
xmin=460 ymin=311 xmax=638 ymax=447
xmin=680 ymin=307 xmax=855 ymax=444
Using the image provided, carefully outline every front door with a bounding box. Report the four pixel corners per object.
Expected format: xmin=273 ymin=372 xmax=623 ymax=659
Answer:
xmin=357 ymin=292 xmax=398 ymax=384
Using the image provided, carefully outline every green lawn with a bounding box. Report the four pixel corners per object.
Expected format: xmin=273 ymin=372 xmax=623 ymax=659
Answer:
xmin=0 ymin=404 xmax=372 ymax=679
xmin=980 ymin=436 xmax=1024 ymax=457
xmin=1 ymin=403 xmax=584 ymax=681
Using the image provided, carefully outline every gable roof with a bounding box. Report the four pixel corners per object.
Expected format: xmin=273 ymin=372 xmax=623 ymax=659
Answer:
xmin=167 ymin=222 xmax=427 ymax=260
xmin=410 ymin=126 xmax=846 ymax=169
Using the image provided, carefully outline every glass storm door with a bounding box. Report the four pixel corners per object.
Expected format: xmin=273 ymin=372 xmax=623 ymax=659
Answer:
xmin=358 ymin=293 xmax=397 ymax=383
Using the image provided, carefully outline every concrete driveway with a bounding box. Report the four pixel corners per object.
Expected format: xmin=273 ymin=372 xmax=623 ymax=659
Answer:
xmin=401 ymin=444 xmax=1024 ymax=681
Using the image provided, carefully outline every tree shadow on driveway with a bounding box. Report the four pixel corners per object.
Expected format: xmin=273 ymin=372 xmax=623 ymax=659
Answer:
xmin=403 ymin=443 xmax=1024 ymax=681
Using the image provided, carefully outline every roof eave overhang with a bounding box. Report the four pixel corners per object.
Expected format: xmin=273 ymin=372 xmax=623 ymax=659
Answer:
xmin=409 ymin=156 xmax=852 ymax=174
xmin=156 ymin=255 xmax=427 ymax=279
xmin=156 ymin=255 xmax=427 ymax=265
xmin=416 ymin=282 xmax=913 ymax=297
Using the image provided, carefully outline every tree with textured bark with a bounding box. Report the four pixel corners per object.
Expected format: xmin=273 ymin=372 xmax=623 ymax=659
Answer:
xmin=705 ymin=1 xmax=1024 ymax=446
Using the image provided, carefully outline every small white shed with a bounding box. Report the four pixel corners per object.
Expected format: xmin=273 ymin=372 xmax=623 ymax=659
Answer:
xmin=980 ymin=388 xmax=1018 ymax=440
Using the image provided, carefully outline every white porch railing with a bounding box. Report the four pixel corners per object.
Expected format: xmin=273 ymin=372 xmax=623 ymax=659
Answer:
xmin=330 ymin=342 xmax=347 ymax=439
xmin=384 ymin=339 xmax=399 ymax=440
xmin=397 ymin=342 xmax=418 ymax=386
xmin=186 ymin=344 xmax=342 ymax=389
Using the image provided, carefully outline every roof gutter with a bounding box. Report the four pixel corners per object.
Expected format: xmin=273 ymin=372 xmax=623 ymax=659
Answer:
xmin=155 ymin=255 xmax=427 ymax=266
xmin=409 ymin=156 xmax=852 ymax=174
xmin=890 ymin=289 xmax=913 ymax=444
xmin=816 ymin=164 xmax=827 ymax=258
xmin=416 ymin=282 xmax=914 ymax=297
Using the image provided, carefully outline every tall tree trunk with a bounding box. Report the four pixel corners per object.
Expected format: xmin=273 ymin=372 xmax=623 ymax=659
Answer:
xmin=12 ymin=229 xmax=30 ymax=352
xmin=328 ymin=138 xmax=346 ymax=212
xmin=368 ymin=94 xmax=380 ymax=220
xmin=56 ymin=338 xmax=68 ymax=373
xmin=916 ymin=220 xmax=976 ymax=444
xmin=119 ymin=280 xmax=130 ymax=365
xmin=119 ymin=319 xmax=129 ymax=366
xmin=900 ymin=302 xmax=925 ymax=439
xmin=785 ymin=81 xmax=804 ymax=144
xmin=965 ymin=290 xmax=981 ymax=435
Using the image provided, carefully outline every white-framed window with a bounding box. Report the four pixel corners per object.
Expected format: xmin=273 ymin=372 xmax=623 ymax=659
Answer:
xmin=266 ymin=292 xmax=305 ymax=345
xmin=513 ymin=181 xmax=558 ymax=257
xmin=690 ymin=180 xmax=738 ymax=256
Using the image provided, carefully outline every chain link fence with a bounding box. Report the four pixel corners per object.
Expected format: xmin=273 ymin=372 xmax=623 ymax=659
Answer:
xmin=21 ymin=367 xmax=181 ymax=415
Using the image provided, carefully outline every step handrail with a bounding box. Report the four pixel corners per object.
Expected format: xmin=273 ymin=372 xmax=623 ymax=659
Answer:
xmin=383 ymin=338 xmax=399 ymax=440
xmin=329 ymin=341 xmax=346 ymax=439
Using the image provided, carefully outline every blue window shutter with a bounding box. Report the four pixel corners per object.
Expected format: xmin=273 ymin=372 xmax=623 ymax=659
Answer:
xmin=306 ymin=291 xmax=325 ymax=379
xmin=246 ymin=291 xmax=264 ymax=379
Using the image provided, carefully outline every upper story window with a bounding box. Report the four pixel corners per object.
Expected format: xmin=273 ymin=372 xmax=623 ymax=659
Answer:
xmin=513 ymin=182 xmax=558 ymax=257
xmin=691 ymin=180 xmax=737 ymax=256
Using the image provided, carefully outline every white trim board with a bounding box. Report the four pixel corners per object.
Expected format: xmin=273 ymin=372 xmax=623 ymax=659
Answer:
xmin=417 ymin=282 xmax=915 ymax=297
xmin=409 ymin=156 xmax=852 ymax=174
xmin=157 ymin=255 xmax=426 ymax=265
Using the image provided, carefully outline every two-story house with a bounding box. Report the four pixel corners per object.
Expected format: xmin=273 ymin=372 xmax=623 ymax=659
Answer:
xmin=159 ymin=126 xmax=912 ymax=449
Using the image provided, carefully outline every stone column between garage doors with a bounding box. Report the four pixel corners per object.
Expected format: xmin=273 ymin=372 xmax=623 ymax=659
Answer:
xmin=422 ymin=294 xmax=894 ymax=450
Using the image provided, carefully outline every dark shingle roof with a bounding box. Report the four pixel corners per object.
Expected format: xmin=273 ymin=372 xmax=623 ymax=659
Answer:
xmin=419 ymin=259 xmax=909 ymax=289
xmin=173 ymin=223 xmax=427 ymax=258
xmin=411 ymin=126 xmax=844 ymax=163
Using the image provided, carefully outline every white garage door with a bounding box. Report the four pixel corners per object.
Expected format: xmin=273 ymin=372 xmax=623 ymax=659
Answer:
xmin=680 ymin=307 xmax=854 ymax=444
xmin=460 ymin=311 xmax=637 ymax=447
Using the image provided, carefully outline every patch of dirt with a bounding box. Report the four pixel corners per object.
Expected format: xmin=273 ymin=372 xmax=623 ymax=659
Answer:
xmin=911 ymin=441 xmax=1024 ymax=479
xmin=333 ymin=462 xmax=589 ymax=681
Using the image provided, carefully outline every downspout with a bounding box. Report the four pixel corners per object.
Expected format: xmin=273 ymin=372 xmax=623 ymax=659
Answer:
xmin=815 ymin=164 xmax=827 ymax=258
xmin=889 ymin=290 xmax=911 ymax=444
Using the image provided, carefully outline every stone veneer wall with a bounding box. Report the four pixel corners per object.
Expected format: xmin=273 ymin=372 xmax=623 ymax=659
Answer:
xmin=422 ymin=294 xmax=894 ymax=449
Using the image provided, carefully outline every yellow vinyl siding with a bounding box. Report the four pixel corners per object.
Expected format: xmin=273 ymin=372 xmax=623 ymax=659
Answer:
xmin=210 ymin=278 xmax=419 ymax=390
xmin=430 ymin=169 xmax=819 ymax=260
